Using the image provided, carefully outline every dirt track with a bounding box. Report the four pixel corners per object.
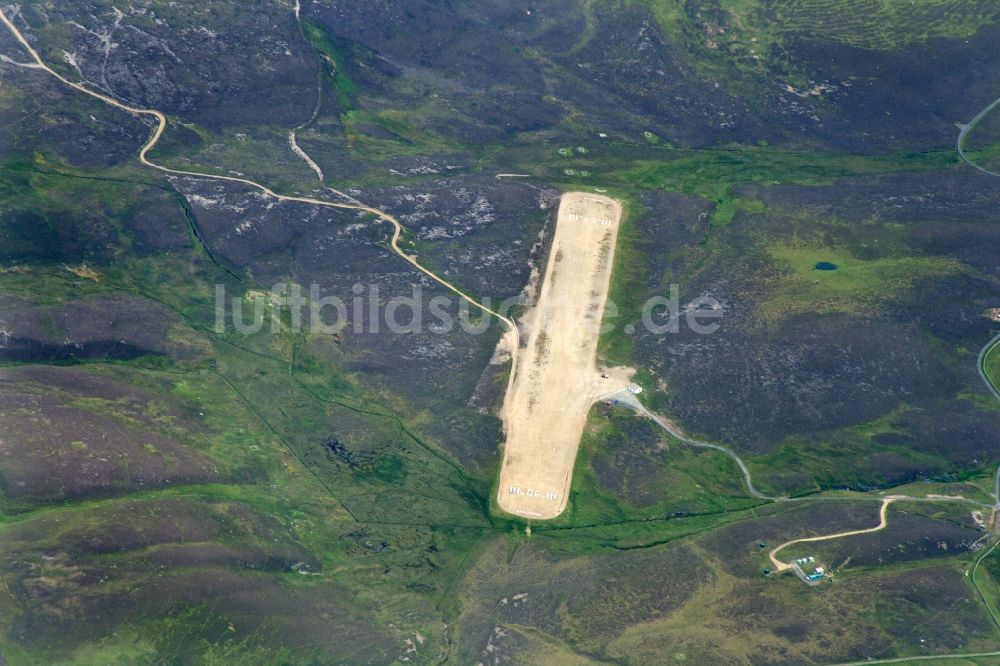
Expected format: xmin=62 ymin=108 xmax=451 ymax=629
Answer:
xmin=496 ymin=192 xmax=628 ymax=519
xmin=768 ymin=497 xmax=896 ymax=571
xmin=0 ymin=5 xmax=521 ymax=397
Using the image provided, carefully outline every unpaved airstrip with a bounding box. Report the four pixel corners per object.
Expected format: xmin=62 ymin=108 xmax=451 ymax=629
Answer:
xmin=497 ymin=192 xmax=629 ymax=519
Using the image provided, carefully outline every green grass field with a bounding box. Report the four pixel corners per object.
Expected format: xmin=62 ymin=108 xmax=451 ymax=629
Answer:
xmin=760 ymin=244 xmax=964 ymax=322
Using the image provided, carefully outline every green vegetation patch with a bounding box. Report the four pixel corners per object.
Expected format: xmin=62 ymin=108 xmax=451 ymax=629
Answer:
xmin=598 ymin=191 xmax=643 ymax=364
xmin=616 ymin=147 xmax=957 ymax=197
xmin=637 ymin=0 xmax=1000 ymax=88
xmin=300 ymin=18 xmax=359 ymax=108
xmin=768 ymin=0 xmax=1000 ymax=50
xmin=759 ymin=244 xmax=964 ymax=322
xmin=747 ymin=401 xmax=987 ymax=497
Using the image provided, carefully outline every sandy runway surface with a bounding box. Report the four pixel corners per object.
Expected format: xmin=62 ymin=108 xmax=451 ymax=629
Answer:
xmin=497 ymin=192 xmax=629 ymax=519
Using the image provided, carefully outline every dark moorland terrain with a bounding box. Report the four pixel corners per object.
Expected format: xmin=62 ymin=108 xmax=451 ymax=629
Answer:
xmin=1 ymin=1 xmax=1000 ymax=664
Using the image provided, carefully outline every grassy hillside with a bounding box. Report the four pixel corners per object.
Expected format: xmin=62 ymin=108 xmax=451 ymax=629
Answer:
xmin=1 ymin=0 xmax=1000 ymax=663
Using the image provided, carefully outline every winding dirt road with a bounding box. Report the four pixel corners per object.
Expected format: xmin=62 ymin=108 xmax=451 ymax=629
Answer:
xmin=5 ymin=0 xmax=1000 ymax=563
xmin=957 ymin=94 xmax=1000 ymax=178
xmin=0 ymin=5 xmax=521 ymax=396
xmin=6 ymin=6 xmax=1000 ymax=659
xmin=607 ymin=388 xmax=779 ymax=501
xmin=767 ymin=497 xmax=896 ymax=572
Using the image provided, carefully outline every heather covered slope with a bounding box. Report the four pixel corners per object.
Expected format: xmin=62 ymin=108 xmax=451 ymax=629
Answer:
xmin=1 ymin=1 xmax=1000 ymax=663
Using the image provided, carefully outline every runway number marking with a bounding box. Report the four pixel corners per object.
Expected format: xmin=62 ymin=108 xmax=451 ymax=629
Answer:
xmin=507 ymin=486 xmax=559 ymax=502
xmin=570 ymin=212 xmax=614 ymax=225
